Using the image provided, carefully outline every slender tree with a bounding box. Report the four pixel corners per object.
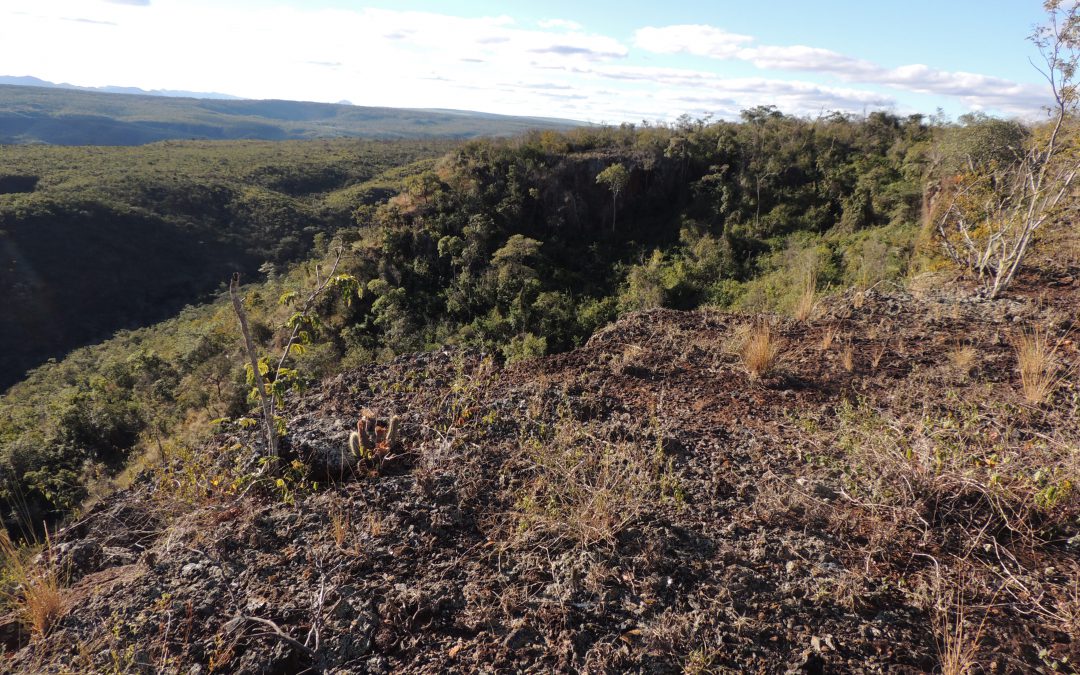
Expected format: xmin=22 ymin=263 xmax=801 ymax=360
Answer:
xmin=596 ymin=163 xmax=630 ymax=232
xmin=229 ymin=245 xmax=359 ymax=465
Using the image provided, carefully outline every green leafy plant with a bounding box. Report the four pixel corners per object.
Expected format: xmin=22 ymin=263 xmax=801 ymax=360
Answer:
xmin=229 ymin=245 xmax=360 ymax=465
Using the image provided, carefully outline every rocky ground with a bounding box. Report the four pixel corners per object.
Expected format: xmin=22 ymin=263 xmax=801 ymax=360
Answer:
xmin=2 ymin=265 xmax=1079 ymax=673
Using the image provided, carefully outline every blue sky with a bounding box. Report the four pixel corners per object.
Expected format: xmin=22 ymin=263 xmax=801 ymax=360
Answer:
xmin=0 ymin=0 xmax=1056 ymax=122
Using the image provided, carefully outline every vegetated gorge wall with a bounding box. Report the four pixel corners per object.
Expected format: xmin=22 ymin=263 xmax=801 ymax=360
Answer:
xmin=0 ymin=199 xmax=255 ymax=390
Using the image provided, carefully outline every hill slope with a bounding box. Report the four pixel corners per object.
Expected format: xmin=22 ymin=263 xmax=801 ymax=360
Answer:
xmin=0 ymin=84 xmax=582 ymax=145
xmin=2 ymin=274 xmax=1077 ymax=672
xmin=0 ymin=138 xmax=452 ymax=389
xmin=0 ymin=112 xmax=949 ymax=532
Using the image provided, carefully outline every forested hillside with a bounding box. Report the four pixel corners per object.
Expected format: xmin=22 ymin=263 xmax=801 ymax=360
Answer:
xmin=0 ymin=85 xmax=581 ymax=145
xmin=2 ymin=107 xmax=1077 ymax=672
xmin=0 ymin=138 xmax=456 ymax=388
xmin=0 ymin=110 xmax=953 ymax=531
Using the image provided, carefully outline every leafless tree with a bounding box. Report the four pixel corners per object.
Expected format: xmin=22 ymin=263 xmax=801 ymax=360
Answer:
xmin=935 ymin=1 xmax=1080 ymax=298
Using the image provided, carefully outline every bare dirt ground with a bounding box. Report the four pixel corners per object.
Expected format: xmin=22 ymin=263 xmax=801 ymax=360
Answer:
xmin=3 ymin=260 xmax=1079 ymax=673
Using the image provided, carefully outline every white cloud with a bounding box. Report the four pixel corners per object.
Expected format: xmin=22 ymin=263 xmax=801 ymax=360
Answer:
xmin=538 ymin=18 xmax=583 ymax=31
xmin=738 ymin=45 xmax=878 ymax=78
xmin=634 ymin=24 xmax=752 ymax=59
xmin=633 ymin=23 xmax=1047 ymax=117
xmin=0 ymin=2 xmax=629 ymax=110
xmin=0 ymin=2 xmax=1041 ymax=122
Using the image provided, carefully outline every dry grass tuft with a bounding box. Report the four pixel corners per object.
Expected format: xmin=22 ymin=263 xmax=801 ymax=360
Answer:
xmin=1013 ymin=328 xmax=1067 ymax=404
xmin=610 ymin=343 xmax=646 ymax=376
xmin=0 ymin=530 xmax=64 ymax=638
xmin=793 ymin=273 xmax=817 ymax=322
xmin=730 ymin=322 xmax=753 ymax=350
xmin=740 ymin=322 xmax=781 ymax=380
xmin=329 ymin=508 xmax=350 ymax=549
xmin=820 ymin=324 xmax=839 ymax=351
xmin=871 ymin=342 xmax=887 ymax=371
xmin=514 ymin=421 xmax=669 ymax=548
xmin=841 ymin=345 xmax=855 ymax=373
xmin=949 ymin=344 xmax=977 ymax=378
xmin=365 ymin=513 xmax=384 ymax=538
xmin=935 ymin=581 xmax=990 ymax=675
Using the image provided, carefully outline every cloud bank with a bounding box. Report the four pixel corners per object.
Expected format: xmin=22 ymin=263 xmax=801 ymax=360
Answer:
xmin=0 ymin=1 xmax=1048 ymax=122
xmin=633 ymin=24 xmax=1045 ymax=117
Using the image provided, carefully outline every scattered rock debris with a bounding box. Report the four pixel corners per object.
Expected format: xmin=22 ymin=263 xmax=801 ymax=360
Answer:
xmin=3 ymin=273 xmax=1078 ymax=673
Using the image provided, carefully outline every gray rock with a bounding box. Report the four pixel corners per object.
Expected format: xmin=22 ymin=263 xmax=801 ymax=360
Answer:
xmin=50 ymin=540 xmax=103 ymax=582
xmin=288 ymin=415 xmax=361 ymax=475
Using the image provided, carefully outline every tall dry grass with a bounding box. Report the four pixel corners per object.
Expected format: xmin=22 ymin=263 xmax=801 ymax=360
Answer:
xmin=935 ymin=580 xmax=992 ymax=675
xmin=0 ymin=530 xmax=64 ymax=638
xmin=741 ymin=323 xmax=781 ymax=380
xmin=1014 ymin=328 xmax=1068 ymax=404
xmin=840 ymin=344 xmax=855 ymax=373
xmin=820 ymin=324 xmax=839 ymax=351
xmin=329 ymin=508 xmax=350 ymax=550
xmin=793 ymin=272 xmax=817 ymax=322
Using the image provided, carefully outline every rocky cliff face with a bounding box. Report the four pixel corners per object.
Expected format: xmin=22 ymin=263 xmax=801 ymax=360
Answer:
xmin=3 ymin=270 xmax=1079 ymax=673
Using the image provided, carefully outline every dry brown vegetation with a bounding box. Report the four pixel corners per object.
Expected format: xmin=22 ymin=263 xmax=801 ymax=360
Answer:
xmin=820 ymin=323 xmax=839 ymax=351
xmin=935 ymin=580 xmax=990 ymax=675
xmin=329 ymin=507 xmax=349 ymax=549
xmin=792 ymin=272 xmax=818 ymax=322
xmin=740 ymin=322 xmax=781 ymax=379
xmin=0 ymin=532 xmax=63 ymax=639
xmin=870 ymin=342 xmax=887 ymax=371
xmin=1014 ymin=327 xmax=1068 ymax=404
xmin=840 ymin=344 xmax=855 ymax=372
xmin=512 ymin=419 xmax=668 ymax=548
xmin=949 ymin=343 xmax=977 ymax=378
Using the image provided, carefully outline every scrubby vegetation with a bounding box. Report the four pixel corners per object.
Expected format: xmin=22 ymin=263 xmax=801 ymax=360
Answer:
xmin=1 ymin=110 xmax=943 ymax=533
xmin=3 ymin=102 xmax=1068 ymax=529
xmin=3 ymin=285 xmax=1077 ymax=672
xmin=3 ymin=3 xmax=1080 ymax=668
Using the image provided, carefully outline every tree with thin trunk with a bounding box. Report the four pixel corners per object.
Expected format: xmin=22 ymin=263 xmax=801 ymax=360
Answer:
xmin=596 ymin=163 xmax=629 ymax=232
xmin=228 ymin=245 xmax=358 ymax=466
xmin=934 ymin=0 xmax=1080 ymax=299
xmin=230 ymin=274 xmax=278 ymax=461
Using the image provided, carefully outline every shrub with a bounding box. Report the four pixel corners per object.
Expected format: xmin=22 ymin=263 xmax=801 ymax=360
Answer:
xmin=502 ymin=333 xmax=548 ymax=364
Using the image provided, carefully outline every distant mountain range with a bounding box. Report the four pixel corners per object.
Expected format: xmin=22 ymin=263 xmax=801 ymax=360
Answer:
xmin=0 ymin=75 xmax=241 ymax=100
xmin=0 ymin=79 xmax=583 ymax=145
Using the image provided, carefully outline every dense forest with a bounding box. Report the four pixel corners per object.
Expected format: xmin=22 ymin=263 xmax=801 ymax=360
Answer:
xmin=0 ymin=84 xmax=580 ymax=145
xmin=0 ymin=109 xmax=1025 ymax=533
xmin=0 ymin=138 xmax=458 ymax=388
